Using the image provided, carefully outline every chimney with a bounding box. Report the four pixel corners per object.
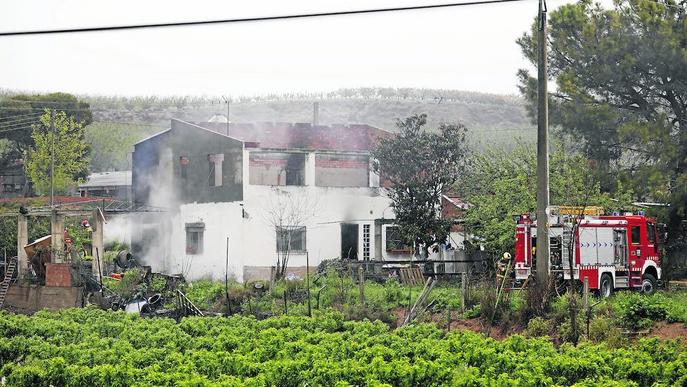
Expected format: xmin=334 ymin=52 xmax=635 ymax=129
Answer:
xmin=313 ymin=102 xmax=319 ymax=126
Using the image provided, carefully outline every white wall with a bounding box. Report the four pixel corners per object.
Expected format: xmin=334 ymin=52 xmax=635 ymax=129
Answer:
xmin=241 ymin=184 xmax=391 ymax=268
xmin=168 ymin=202 xmax=246 ymax=282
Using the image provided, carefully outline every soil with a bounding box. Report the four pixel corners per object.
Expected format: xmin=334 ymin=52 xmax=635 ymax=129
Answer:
xmin=649 ymin=321 xmax=687 ymax=343
xmin=391 ymin=307 xmax=524 ymax=340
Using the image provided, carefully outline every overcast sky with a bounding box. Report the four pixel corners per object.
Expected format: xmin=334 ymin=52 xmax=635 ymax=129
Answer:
xmin=0 ymin=0 xmax=603 ymax=98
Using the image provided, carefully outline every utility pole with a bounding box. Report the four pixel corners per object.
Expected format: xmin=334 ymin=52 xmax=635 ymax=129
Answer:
xmin=222 ymin=96 xmax=230 ymax=136
xmin=535 ymin=0 xmax=550 ymax=286
xmin=49 ymin=109 xmax=55 ymax=207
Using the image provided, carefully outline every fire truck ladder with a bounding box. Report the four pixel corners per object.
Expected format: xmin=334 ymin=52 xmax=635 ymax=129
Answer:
xmin=0 ymin=256 xmax=18 ymax=309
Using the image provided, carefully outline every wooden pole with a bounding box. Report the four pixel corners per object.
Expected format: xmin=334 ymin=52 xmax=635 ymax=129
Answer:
xmin=306 ymin=250 xmax=312 ymax=317
xmin=358 ymin=265 xmax=365 ymax=306
xmin=461 ymin=272 xmax=467 ymax=314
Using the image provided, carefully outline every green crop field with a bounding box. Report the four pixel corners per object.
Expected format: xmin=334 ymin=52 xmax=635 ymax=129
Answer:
xmin=1 ymin=308 xmax=686 ymax=386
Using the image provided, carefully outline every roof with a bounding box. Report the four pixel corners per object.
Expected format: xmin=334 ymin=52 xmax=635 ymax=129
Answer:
xmin=79 ymin=171 xmax=132 ymax=188
xmin=193 ymin=121 xmax=391 ymax=152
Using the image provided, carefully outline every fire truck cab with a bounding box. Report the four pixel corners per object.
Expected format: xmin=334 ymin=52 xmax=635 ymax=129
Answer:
xmin=514 ymin=206 xmax=663 ymax=296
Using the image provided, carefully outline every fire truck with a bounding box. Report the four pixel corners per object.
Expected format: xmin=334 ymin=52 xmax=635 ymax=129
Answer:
xmin=513 ymin=206 xmax=664 ymax=296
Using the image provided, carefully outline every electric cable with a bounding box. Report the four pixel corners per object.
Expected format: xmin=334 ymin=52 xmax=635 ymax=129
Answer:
xmin=0 ymin=0 xmax=530 ymax=37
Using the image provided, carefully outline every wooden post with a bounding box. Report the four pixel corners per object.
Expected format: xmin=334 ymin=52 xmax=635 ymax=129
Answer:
xmin=584 ymin=277 xmax=590 ymax=338
xmin=306 ymin=250 xmax=312 ymax=317
xmin=461 ymin=272 xmax=467 ymax=314
xmin=358 ymin=266 xmax=365 ymax=306
xmin=283 ymin=290 xmax=288 ymax=315
xmin=447 ymin=307 xmax=452 ymax=332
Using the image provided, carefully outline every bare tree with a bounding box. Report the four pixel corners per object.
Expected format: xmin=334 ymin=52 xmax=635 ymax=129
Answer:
xmin=263 ymin=189 xmax=319 ymax=280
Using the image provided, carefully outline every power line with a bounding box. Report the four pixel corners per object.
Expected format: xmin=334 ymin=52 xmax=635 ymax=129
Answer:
xmin=0 ymin=0 xmax=530 ymax=37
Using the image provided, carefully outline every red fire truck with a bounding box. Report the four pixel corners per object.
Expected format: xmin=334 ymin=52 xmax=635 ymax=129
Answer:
xmin=513 ymin=206 xmax=664 ymax=296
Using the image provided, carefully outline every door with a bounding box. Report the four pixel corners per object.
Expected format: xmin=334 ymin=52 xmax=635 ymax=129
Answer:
xmin=613 ymin=229 xmax=627 ymax=267
xmin=341 ymin=224 xmax=359 ymax=259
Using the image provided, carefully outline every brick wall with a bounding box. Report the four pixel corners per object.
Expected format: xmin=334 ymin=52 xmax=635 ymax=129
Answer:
xmin=45 ymin=263 xmax=72 ymax=287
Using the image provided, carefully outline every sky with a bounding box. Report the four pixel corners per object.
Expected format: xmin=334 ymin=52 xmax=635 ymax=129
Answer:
xmin=0 ymin=0 xmax=604 ymax=98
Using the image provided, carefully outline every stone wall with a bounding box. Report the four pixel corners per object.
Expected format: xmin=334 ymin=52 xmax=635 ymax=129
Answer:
xmin=5 ymin=285 xmax=82 ymax=312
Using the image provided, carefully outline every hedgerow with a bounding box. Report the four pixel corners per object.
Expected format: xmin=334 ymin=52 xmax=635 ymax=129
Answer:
xmin=1 ymin=308 xmax=686 ymax=386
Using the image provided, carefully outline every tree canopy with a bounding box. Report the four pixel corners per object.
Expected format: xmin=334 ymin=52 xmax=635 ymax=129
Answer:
xmin=459 ymin=142 xmax=634 ymax=255
xmin=517 ymin=0 xmax=687 ymax=272
xmin=373 ymin=114 xmax=468 ymax=254
xmin=0 ymin=93 xmax=92 ymax=170
xmin=25 ymin=111 xmax=90 ymax=195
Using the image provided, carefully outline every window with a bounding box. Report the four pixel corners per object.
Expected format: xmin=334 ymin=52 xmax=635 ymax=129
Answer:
xmin=185 ymin=222 xmax=204 ymax=254
xmin=276 ymin=226 xmax=306 ymax=253
xmin=179 ymin=156 xmax=189 ymax=179
xmin=385 ymin=226 xmax=412 ymax=252
xmin=647 ymin=222 xmax=656 ymax=244
xmin=208 ymin=154 xmax=224 ymax=187
xmin=631 ymin=226 xmax=641 ymax=245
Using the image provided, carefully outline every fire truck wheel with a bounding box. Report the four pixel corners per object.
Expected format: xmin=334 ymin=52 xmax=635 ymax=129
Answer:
xmin=641 ymin=273 xmax=657 ymax=295
xmin=599 ymin=273 xmax=613 ymax=298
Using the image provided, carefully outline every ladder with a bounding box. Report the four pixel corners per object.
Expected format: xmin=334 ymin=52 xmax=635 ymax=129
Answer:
xmin=0 ymin=257 xmax=17 ymax=309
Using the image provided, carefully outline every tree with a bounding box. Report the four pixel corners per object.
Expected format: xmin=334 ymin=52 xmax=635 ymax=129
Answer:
xmin=0 ymin=93 xmax=92 ymax=167
xmin=517 ymin=0 xmax=687 ymax=275
xmin=263 ymin=189 xmax=318 ymax=280
xmin=459 ymin=141 xmax=633 ymax=256
xmin=372 ymin=114 xmax=468 ymax=256
xmin=25 ymin=111 xmax=90 ymax=194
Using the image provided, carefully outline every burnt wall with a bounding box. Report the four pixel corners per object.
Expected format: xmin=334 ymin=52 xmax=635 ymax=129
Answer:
xmin=133 ymin=120 xmax=244 ymax=205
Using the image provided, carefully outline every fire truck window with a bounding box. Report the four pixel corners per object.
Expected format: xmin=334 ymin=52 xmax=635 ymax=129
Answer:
xmin=631 ymin=226 xmax=641 ymax=245
xmin=647 ymin=223 xmax=656 ymax=244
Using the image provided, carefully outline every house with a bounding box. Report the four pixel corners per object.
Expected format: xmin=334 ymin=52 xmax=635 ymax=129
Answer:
xmin=78 ymin=171 xmax=132 ymax=200
xmin=131 ymin=119 xmax=415 ymax=282
xmin=0 ymin=161 xmax=29 ymax=198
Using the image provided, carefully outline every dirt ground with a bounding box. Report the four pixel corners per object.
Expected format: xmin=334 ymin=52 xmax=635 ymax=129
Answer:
xmin=649 ymin=322 xmax=687 ymax=343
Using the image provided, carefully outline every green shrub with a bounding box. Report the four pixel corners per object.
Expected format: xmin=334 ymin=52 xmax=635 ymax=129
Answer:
xmin=613 ymin=293 xmax=667 ymax=331
xmin=525 ymin=316 xmax=551 ymax=337
xmin=587 ymin=317 xmax=625 ymax=347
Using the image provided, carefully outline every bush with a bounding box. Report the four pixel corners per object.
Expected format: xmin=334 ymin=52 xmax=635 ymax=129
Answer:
xmin=613 ymin=293 xmax=667 ymax=331
xmin=525 ymin=317 xmax=551 ymax=338
xmin=587 ymin=317 xmax=625 ymax=347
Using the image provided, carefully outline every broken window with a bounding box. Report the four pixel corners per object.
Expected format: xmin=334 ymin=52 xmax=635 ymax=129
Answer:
xmin=385 ymin=226 xmax=412 ymax=253
xmin=249 ymin=152 xmax=305 ymax=186
xmin=179 ymin=156 xmax=189 ymax=179
xmin=186 ymin=222 xmax=205 ymax=254
xmin=315 ymin=154 xmax=369 ymax=187
xmin=276 ymin=226 xmax=306 ymax=253
xmin=208 ymin=154 xmax=224 ymax=187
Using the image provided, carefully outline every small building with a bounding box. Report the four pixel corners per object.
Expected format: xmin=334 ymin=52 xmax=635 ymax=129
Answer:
xmin=78 ymin=171 xmax=132 ymax=200
xmin=0 ymin=161 xmax=29 ymax=198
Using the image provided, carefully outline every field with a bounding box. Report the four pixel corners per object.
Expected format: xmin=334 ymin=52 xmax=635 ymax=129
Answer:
xmin=1 ymin=308 xmax=687 ymax=387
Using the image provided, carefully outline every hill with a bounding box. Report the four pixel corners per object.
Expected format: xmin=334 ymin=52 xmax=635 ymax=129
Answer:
xmin=3 ymin=88 xmax=535 ymax=171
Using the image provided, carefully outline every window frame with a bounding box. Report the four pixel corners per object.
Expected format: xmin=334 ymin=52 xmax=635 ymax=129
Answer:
xmin=185 ymin=223 xmax=205 ymax=255
xmin=276 ymin=226 xmax=306 ymax=253
xmin=630 ymin=225 xmax=641 ymax=245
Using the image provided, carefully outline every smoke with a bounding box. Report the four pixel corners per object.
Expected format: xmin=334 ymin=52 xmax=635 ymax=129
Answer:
xmin=104 ymin=214 xmax=131 ymax=247
xmin=131 ymin=146 xmax=178 ymax=272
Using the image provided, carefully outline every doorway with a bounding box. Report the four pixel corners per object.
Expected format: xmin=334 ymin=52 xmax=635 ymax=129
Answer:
xmin=341 ymin=224 xmax=358 ymax=259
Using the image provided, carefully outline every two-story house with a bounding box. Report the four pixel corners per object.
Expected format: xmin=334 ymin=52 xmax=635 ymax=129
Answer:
xmin=132 ymin=119 xmax=411 ymax=282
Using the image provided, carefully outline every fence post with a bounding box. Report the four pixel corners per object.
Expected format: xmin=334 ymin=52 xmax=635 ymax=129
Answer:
xmin=461 ymin=272 xmax=467 ymax=314
xmin=583 ymin=277 xmax=590 ymax=338
xmin=358 ymin=266 xmax=365 ymax=306
xmin=283 ymin=290 xmax=288 ymax=315
xmin=447 ymin=307 xmax=452 ymax=332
